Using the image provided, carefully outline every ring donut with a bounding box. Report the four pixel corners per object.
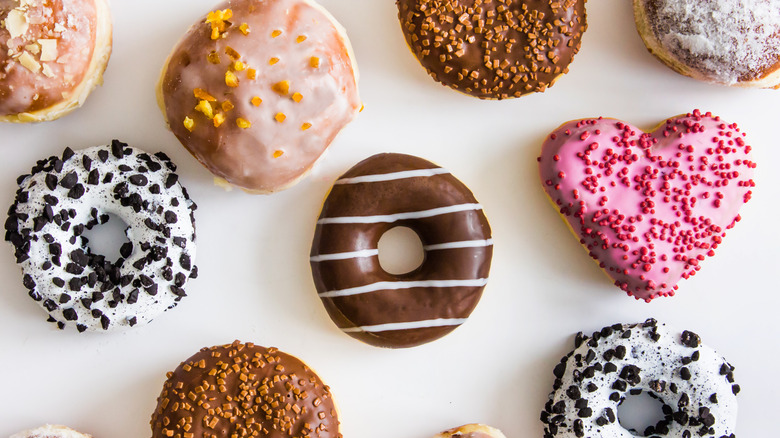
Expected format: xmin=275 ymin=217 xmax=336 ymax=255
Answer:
xmin=4 ymin=141 xmax=197 ymax=332
xmin=310 ymin=153 xmax=493 ymax=348
xmin=0 ymin=0 xmax=112 ymax=122
xmin=540 ymin=319 xmax=739 ymax=438
xmin=150 ymin=341 xmax=340 ymax=438
xmin=434 ymin=424 xmax=507 ymax=438
xmin=11 ymin=425 xmax=91 ymax=438
xmin=396 ymin=0 xmax=587 ymax=99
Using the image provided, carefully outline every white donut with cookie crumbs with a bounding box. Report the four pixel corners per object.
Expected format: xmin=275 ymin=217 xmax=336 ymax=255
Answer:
xmin=10 ymin=425 xmax=91 ymax=438
xmin=0 ymin=0 xmax=112 ymax=122
xmin=158 ymin=0 xmax=360 ymax=194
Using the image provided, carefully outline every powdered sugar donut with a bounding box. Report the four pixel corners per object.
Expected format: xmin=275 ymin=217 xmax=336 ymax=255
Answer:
xmin=634 ymin=0 xmax=780 ymax=87
xmin=541 ymin=319 xmax=739 ymax=438
xmin=5 ymin=141 xmax=197 ymax=332
xmin=11 ymin=425 xmax=91 ymax=438
xmin=434 ymin=424 xmax=506 ymax=438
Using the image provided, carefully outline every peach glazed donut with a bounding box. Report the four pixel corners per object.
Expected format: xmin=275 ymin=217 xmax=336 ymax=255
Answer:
xmin=538 ymin=110 xmax=756 ymax=302
xmin=158 ymin=0 xmax=360 ymax=193
xmin=0 ymin=0 xmax=112 ymax=122
xmin=396 ymin=0 xmax=587 ymax=99
xmin=634 ymin=0 xmax=780 ymax=87
xmin=11 ymin=425 xmax=91 ymax=438
xmin=150 ymin=341 xmax=340 ymax=438
xmin=311 ymin=153 xmax=493 ymax=348
xmin=434 ymin=424 xmax=507 ymax=438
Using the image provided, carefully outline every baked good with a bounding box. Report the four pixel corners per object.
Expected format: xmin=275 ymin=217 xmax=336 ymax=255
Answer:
xmin=150 ymin=341 xmax=341 ymax=438
xmin=538 ymin=110 xmax=756 ymax=301
xmin=634 ymin=0 xmax=780 ymax=87
xmin=434 ymin=423 xmax=507 ymax=438
xmin=4 ymin=141 xmax=197 ymax=332
xmin=158 ymin=0 xmax=360 ymax=193
xmin=311 ymin=153 xmax=493 ymax=348
xmin=541 ymin=319 xmax=739 ymax=437
xmin=10 ymin=425 xmax=91 ymax=438
xmin=0 ymin=0 xmax=112 ymax=122
xmin=396 ymin=0 xmax=587 ymax=99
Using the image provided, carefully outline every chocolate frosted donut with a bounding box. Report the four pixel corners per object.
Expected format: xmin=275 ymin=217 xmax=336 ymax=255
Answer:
xmin=434 ymin=424 xmax=507 ymax=438
xmin=159 ymin=0 xmax=360 ymax=193
xmin=396 ymin=0 xmax=587 ymax=99
xmin=634 ymin=0 xmax=780 ymax=87
xmin=0 ymin=0 xmax=112 ymax=122
xmin=151 ymin=341 xmax=341 ymax=438
xmin=310 ymin=153 xmax=493 ymax=348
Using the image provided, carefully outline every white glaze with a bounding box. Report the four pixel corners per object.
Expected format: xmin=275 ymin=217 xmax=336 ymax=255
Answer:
xmin=316 ymin=203 xmax=484 ymax=225
xmin=341 ymin=318 xmax=468 ymax=333
xmin=318 ymin=279 xmax=489 ymax=298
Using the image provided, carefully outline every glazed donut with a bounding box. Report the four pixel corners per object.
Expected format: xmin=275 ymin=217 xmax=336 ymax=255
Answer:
xmin=396 ymin=0 xmax=587 ymax=99
xmin=634 ymin=0 xmax=780 ymax=88
xmin=310 ymin=153 xmax=493 ymax=348
xmin=11 ymin=425 xmax=91 ymax=438
xmin=434 ymin=424 xmax=507 ymax=438
xmin=540 ymin=319 xmax=739 ymax=438
xmin=538 ymin=110 xmax=756 ymax=301
xmin=0 ymin=0 xmax=112 ymax=123
xmin=4 ymin=141 xmax=197 ymax=332
xmin=151 ymin=340 xmax=340 ymax=438
xmin=158 ymin=0 xmax=360 ymax=193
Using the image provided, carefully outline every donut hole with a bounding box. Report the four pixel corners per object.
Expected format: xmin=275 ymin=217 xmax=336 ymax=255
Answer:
xmin=81 ymin=213 xmax=131 ymax=262
xmin=377 ymin=226 xmax=425 ymax=275
xmin=617 ymin=390 xmax=669 ymax=436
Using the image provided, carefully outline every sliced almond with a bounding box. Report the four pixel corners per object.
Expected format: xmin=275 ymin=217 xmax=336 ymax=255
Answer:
xmin=18 ymin=51 xmax=41 ymax=73
xmin=38 ymin=39 xmax=58 ymax=61
xmin=5 ymin=9 xmax=29 ymax=39
xmin=41 ymin=63 xmax=54 ymax=78
xmin=24 ymin=43 xmax=40 ymax=55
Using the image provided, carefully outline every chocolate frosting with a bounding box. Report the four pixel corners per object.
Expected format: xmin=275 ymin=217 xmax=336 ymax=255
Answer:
xmin=310 ymin=153 xmax=493 ymax=348
xmin=160 ymin=0 xmax=360 ymax=193
xmin=150 ymin=341 xmax=341 ymax=438
xmin=397 ymin=0 xmax=587 ymax=99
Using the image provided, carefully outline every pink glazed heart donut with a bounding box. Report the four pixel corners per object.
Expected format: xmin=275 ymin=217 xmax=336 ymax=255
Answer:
xmin=538 ymin=110 xmax=756 ymax=302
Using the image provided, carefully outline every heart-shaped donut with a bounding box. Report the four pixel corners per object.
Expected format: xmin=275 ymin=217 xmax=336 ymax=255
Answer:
xmin=538 ymin=110 xmax=756 ymax=302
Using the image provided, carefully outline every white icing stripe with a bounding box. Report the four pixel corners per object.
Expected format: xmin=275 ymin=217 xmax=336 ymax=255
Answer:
xmin=309 ymin=249 xmax=379 ymax=262
xmin=318 ymin=278 xmax=488 ymax=298
xmin=341 ymin=318 xmax=468 ymax=333
xmin=424 ymin=239 xmax=494 ymax=251
xmin=317 ymin=203 xmax=483 ymax=225
xmin=335 ymin=168 xmax=449 ymax=184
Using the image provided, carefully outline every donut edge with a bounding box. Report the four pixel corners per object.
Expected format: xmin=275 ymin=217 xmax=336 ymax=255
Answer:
xmin=0 ymin=0 xmax=113 ymax=123
xmin=633 ymin=0 xmax=780 ymax=89
xmin=433 ymin=423 xmax=507 ymax=438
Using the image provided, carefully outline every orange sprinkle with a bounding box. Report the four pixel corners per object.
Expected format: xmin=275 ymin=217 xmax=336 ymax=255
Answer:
xmin=225 ymin=71 xmax=239 ymax=87
xmin=246 ymin=68 xmax=257 ymax=80
xmin=213 ymin=113 xmax=225 ymax=127
xmin=296 ymin=35 xmax=307 ymax=43
xmin=301 ymin=122 xmax=312 ymax=131
xmin=183 ymin=117 xmax=195 ymax=132
xmin=273 ymin=150 xmax=284 ymax=158
xmin=225 ymin=46 xmax=241 ymax=60
xmin=233 ymin=61 xmax=246 ymax=71
xmin=239 ymin=23 xmax=250 ymax=35
xmin=207 ymin=51 xmax=221 ymax=64
xmin=221 ymin=101 xmax=234 ymax=112
xmin=360 ymin=104 xmax=365 ymax=112
xmin=292 ymin=92 xmax=303 ymax=103
xmin=272 ymin=80 xmax=290 ymax=95
xmin=194 ymin=88 xmax=216 ymax=101
xmin=269 ymin=57 xmax=279 ymax=65
xmin=275 ymin=113 xmax=286 ymax=123
xmin=251 ymin=96 xmax=262 ymax=106
xmin=195 ymin=100 xmax=214 ymax=119
xmin=236 ymin=118 xmax=251 ymax=129
xmin=309 ymin=57 xmax=320 ymax=68
xmin=271 ymin=30 xmax=282 ymax=38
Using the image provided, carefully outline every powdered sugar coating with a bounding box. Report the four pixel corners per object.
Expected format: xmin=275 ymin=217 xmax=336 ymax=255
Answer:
xmin=5 ymin=142 xmax=197 ymax=332
xmin=541 ymin=320 xmax=739 ymax=438
xmin=11 ymin=424 xmax=91 ymax=438
xmin=644 ymin=0 xmax=780 ymax=84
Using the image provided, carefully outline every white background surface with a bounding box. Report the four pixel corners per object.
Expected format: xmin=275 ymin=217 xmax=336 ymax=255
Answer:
xmin=1 ymin=1 xmax=778 ymax=437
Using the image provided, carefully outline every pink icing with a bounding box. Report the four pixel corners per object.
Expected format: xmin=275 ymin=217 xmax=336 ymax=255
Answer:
xmin=538 ymin=110 xmax=756 ymax=302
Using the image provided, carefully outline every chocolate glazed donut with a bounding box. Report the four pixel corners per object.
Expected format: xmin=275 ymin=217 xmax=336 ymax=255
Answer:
xmin=310 ymin=153 xmax=493 ymax=348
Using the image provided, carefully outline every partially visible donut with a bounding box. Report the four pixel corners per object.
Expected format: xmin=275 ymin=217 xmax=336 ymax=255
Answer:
xmin=5 ymin=141 xmax=198 ymax=332
xmin=10 ymin=425 xmax=91 ymax=438
xmin=634 ymin=0 xmax=780 ymax=88
xmin=311 ymin=153 xmax=493 ymax=348
xmin=396 ymin=0 xmax=588 ymax=99
xmin=0 ymin=0 xmax=112 ymax=122
xmin=434 ymin=424 xmax=507 ymax=438
xmin=150 ymin=341 xmax=341 ymax=438
xmin=540 ymin=319 xmax=739 ymax=438
xmin=159 ymin=0 xmax=360 ymax=193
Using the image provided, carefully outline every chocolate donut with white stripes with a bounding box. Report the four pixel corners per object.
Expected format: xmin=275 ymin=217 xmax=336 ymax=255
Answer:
xmin=541 ymin=319 xmax=739 ymax=438
xmin=310 ymin=153 xmax=492 ymax=348
xmin=5 ymin=141 xmax=197 ymax=332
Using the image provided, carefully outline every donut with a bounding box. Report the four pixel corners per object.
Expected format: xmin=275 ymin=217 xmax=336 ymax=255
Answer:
xmin=540 ymin=319 xmax=739 ymax=438
xmin=0 ymin=0 xmax=112 ymax=123
xmin=634 ymin=0 xmax=780 ymax=88
xmin=150 ymin=340 xmax=341 ymax=438
xmin=4 ymin=141 xmax=198 ymax=332
xmin=434 ymin=424 xmax=507 ymax=438
xmin=396 ymin=0 xmax=587 ymax=99
xmin=10 ymin=425 xmax=91 ymax=438
xmin=310 ymin=153 xmax=493 ymax=348
xmin=158 ymin=0 xmax=361 ymax=194
xmin=537 ymin=110 xmax=756 ymax=302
